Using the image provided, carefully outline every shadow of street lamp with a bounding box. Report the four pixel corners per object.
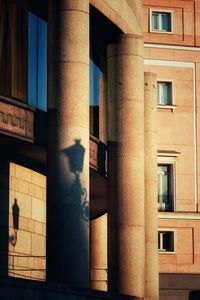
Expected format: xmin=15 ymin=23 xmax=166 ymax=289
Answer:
xmin=9 ymin=198 xmax=19 ymax=246
xmin=64 ymin=139 xmax=89 ymax=223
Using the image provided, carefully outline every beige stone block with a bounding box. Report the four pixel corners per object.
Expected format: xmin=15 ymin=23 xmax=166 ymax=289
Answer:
xmin=157 ymin=111 xmax=174 ymax=146
xmin=10 ymin=163 xmax=16 ymax=177
xmin=42 ymin=189 xmax=46 ymax=202
xmin=27 ymin=256 xmax=34 ymax=269
xmin=16 ymin=256 xmax=28 ymax=268
xmin=159 ymin=263 xmax=177 ymax=273
xmin=30 ymin=270 xmax=45 ymax=280
xmin=159 ymin=253 xmax=177 ymax=265
xmin=31 ymin=171 xmax=46 ymax=188
xmin=42 ymin=224 xmax=46 ymax=236
xmin=18 ymin=180 xmax=29 ymax=195
xmin=194 ymin=229 xmax=200 ymax=254
xmin=28 ymin=219 xmax=35 ymax=233
xmin=176 ymin=202 xmax=194 ymax=212
xmin=176 ymin=228 xmax=193 ymax=254
xmin=34 ymin=257 xmax=45 ymax=270
xmin=176 ymin=175 xmax=195 ymax=200
xmin=34 ymin=221 xmax=43 ymax=235
xmin=175 ymin=112 xmax=194 ymax=145
xmin=176 ymin=146 xmax=194 ymax=175
xmin=12 ymin=230 xmax=31 ymax=254
xmin=177 ymin=254 xmax=193 ymax=264
xmin=9 ymin=269 xmax=31 ymax=280
xmin=15 ymin=164 xmax=31 ymax=182
xmin=32 ymin=198 xmax=45 ymax=223
xmin=10 ymin=177 xmax=19 ymax=192
xmin=28 ymin=183 xmax=35 ymax=197
xmin=19 ymin=217 xmax=28 ymax=231
xmin=31 ymin=234 xmax=45 ymax=256
xmin=34 ymin=186 xmax=43 ymax=200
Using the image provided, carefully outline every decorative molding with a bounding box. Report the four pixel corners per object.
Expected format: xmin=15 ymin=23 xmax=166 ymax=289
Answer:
xmin=145 ymin=43 xmax=200 ymax=52
xmin=89 ymin=136 xmax=107 ymax=176
xmin=0 ymin=100 xmax=34 ymax=142
xmin=90 ymin=138 xmax=98 ymax=171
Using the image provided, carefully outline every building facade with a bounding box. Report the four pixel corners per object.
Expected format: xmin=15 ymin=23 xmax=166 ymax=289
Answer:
xmin=0 ymin=0 xmax=200 ymax=299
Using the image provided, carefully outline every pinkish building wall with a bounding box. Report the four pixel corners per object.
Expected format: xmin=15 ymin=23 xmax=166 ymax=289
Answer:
xmin=144 ymin=0 xmax=200 ymax=277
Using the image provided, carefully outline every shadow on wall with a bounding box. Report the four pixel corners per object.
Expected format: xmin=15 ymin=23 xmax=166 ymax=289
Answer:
xmin=0 ymin=161 xmax=9 ymax=277
xmin=9 ymin=198 xmax=19 ymax=246
xmin=63 ymin=139 xmax=89 ymax=223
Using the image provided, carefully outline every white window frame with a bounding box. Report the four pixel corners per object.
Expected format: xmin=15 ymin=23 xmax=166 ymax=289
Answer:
xmin=150 ymin=9 xmax=174 ymax=34
xmin=158 ymin=229 xmax=176 ymax=253
xmin=157 ymin=156 xmax=176 ymax=212
xmin=157 ymin=80 xmax=174 ymax=106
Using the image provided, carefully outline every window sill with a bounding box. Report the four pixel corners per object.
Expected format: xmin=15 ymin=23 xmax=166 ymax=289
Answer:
xmin=157 ymin=104 xmax=176 ymax=112
xmin=159 ymin=251 xmax=175 ymax=254
xmin=150 ymin=30 xmax=173 ymax=35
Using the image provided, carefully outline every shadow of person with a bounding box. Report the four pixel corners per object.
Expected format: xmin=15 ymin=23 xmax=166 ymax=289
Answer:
xmin=9 ymin=198 xmax=20 ymax=246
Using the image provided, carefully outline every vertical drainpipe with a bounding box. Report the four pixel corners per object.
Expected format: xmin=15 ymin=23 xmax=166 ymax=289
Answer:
xmin=194 ymin=63 xmax=198 ymax=212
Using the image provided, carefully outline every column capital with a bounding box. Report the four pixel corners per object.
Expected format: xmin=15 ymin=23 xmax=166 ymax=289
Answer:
xmin=49 ymin=0 xmax=89 ymax=14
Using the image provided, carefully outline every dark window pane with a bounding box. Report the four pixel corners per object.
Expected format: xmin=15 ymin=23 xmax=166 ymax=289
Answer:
xmin=28 ymin=12 xmax=47 ymax=111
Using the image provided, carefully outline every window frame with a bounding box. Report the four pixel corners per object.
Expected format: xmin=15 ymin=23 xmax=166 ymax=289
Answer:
xmin=157 ymin=80 xmax=174 ymax=106
xmin=158 ymin=230 xmax=175 ymax=253
xmin=150 ymin=9 xmax=174 ymax=34
xmin=157 ymin=156 xmax=176 ymax=212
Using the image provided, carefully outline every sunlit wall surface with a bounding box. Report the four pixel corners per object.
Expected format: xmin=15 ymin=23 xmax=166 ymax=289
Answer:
xmin=8 ymin=163 xmax=46 ymax=280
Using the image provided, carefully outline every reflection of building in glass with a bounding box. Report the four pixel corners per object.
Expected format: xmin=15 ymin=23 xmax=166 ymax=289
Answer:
xmin=0 ymin=0 xmax=200 ymax=299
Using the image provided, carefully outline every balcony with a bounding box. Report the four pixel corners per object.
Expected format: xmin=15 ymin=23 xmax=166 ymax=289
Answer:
xmin=158 ymin=195 xmax=174 ymax=212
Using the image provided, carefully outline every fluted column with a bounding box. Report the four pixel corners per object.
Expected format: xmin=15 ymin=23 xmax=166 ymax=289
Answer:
xmin=47 ymin=0 xmax=89 ymax=288
xmin=107 ymin=34 xmax=145 ymax=298
xmin=144 ymin=72 xmax=159 ymax=300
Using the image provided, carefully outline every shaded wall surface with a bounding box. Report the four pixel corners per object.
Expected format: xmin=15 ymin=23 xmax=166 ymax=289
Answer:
xmin=160 ymin=273 xmax=200 ymax=300
xmin=0 ymin=277 xmax=139 ymax=300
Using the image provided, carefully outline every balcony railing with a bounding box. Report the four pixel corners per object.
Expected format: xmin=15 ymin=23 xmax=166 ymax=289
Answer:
xmin=89 ymin=135 xmax=107 ymax=177
xmin=158 ymin=195 xmax=174 ymax=212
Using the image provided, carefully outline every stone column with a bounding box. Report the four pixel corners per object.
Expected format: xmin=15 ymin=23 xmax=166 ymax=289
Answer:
xmin=107 ymin=34 xmax=145 ymax=298
xmin=47 ymin=0 xmax=90 ymax=288
xmin=90 ymin=214 xmax=108 ymax=291
xmin=99 ymin=73 xmax=107 ymax=144
xmin=144 ymin=72 xmax=159 ymax=300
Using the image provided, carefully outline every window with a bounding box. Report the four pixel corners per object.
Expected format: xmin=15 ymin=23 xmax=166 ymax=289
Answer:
xmin=151 ymin=11 xmax=172 ymax=32
xmin=158 ymin=164 xmax=174 ymax=211
xmin=158 ymin=231 xmax=174 ymax=252
xmin=90 ymin=59 xmax=102 ymax=138
xmin=28 ymin=12 xmax=47 ymax=111
xmin=157 ymin=81 xmax=172 ymax=105
xmin=0 ymin=1 xmax=47 ymax=110
xmin=0 ymin=0 xmax=27 ymax=102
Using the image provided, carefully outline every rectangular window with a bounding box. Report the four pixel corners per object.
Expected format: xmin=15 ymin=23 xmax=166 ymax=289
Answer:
xmin=151 ymin=11 xmax=172 ymax=32
xmin=28 ymin=12 xmax=47 ymax=111
xmin=158 ymin=164 xmax=174 ymax=211
xmin=0 ymin=0 xmax=27 ymax=102
xmin=89 ymin=59 xmax=102 ymax=138
xmin=158 ymin=231 xmax=174 ymax=252
xmin=157 ymin=82 xmax=172 ymax=105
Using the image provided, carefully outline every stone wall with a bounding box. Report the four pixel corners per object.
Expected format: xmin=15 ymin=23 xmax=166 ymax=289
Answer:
xmin=0 ymin=162 xmax=46 ymax=280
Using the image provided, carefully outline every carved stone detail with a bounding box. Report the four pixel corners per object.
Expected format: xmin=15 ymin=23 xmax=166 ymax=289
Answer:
xmin=0 ymin=100 xmax=34 ymax=141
